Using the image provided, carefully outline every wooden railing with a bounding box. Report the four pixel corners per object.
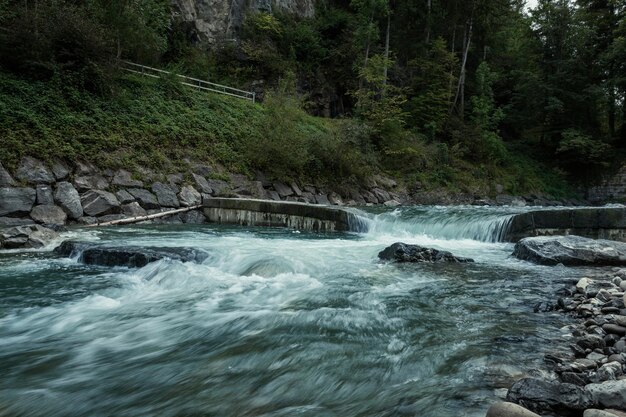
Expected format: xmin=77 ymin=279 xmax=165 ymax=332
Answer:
xmin=121 ymin=61 xmax=256 ymax=103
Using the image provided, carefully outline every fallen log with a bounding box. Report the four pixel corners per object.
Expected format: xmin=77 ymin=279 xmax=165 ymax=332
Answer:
xmin=86 ymin=205 xmax=203 ymax=227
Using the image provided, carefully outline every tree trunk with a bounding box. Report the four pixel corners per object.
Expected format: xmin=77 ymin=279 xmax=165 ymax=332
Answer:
xmin=426 ymin=0 xmax=432 ymax=43
xmin=452 ymin=17 xmax=473 ymax=119
xmin=87 ymin=205 xmax=202 ymax=227
xmin=358 ymin=12 xmax=374 ymax=91
xmin=383 ymin=11 xmax=391 ymax=89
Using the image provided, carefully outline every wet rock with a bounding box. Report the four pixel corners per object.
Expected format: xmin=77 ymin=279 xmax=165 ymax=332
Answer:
xmin=584 ymin=410 xmax=624 ymax=417
xmin=590 ymin=361 xmax=623 ymax=382
xmin=372 ymin=187 xmax=391 ymax=203
xmin=315 ymin=194 xmax=330 ymax=205
xmin=152 ymin=182 xmax=180 ymax=208
xmin=115 ymin=189 xmax=135 ymax=204
xmin=1 ymin=224 xmax=59 ymax=249
xmin=512 ymin=236 xmax=626 ymax=266
xmin=74 ymin=175 xmax=109 ymax=192
xmin=378 ymin=242 xmax=474 ymax=263
xmin=328 ymin=192 xmax=343 ymax=206
xmin=54 ymin=182 xmax=83 ymax=220
xmin=561 ymin=371 xmax=588 ymax=386
xmin=51 ymin=160 xmax=70 ymax=180
xmin=0 ymin=217 xmax=34 ymax=226
xmin=180 ymin=210 xmax=206 ymax=224
xmin=603 ymin=324 xmax=626 ymax=336
xmin=112 ymin=169 xmax=143 ymax=187
xmin=384 ymin=199 xmax=401 ymax=207
xmin=273 ymin=181 xmax=294 ymax=198
xmin=0 ymin=187 xmax=36 ymax=216
xmin=0 ymin=162 xmax=16 ymax=186
xmin=178 ymin=185 xmax=202 ymax=207
xmin=36 ymin=185 xmax=54 ymax=205
xmin=127 ymin=188 xmax=159 ymax=209
xmin=121 ymin=202 xmax=147 ymax=218
xmin=557 ymin=358 xmax=598 ymax=373
xmin=506 ymin=378 xmax=592 ymax=414
xmin=30 ymin=205 xmax=67 ymax=225
xmin=586 ymin=379 xmax=626 ymax=408
xmin=53 ymin=241 xmax=208 ymax=268
xmin=486 ymin=402 xmax=541 ymax=417
xmin=15 ymin=157 xmax=54 ymax=184
xmin=81 ymin=190 xmax=121 ymax=217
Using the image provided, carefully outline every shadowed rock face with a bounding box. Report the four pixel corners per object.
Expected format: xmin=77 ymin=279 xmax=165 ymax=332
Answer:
xmin=512 ymin=235 xmax=626 ymax=266
xmin=53 ymin=241 xmax=209 ymax=268
xmin=378 ymin=242 xmax=474 ymax=263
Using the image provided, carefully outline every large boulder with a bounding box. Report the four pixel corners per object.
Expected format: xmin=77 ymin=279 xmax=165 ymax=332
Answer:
xmin=152 ymin=182 xmax=180 ymax=208
xmin=0 ymin=224 xmax=59 ymax=249
xmin=15 ymin=157 xmax=54 ymax=184
xmin=74 ymin=175 xmax=109 ymax=192
xmin=30 ymin=205 xmax=67 ymax=225
xmin=378 ymin=242 xmax=474 ymax=263
xmin=36 ymin=184 xmax=54 ymax=205
xmin=127 ymin=188 xmax=160 ymax=209
xmin=54 ymin=182 xmax=83 ymax=220
xmin=53 ymin=241 xmax=209 ymax=268
xmin=192 ymin=173 xmax=213 ymax=194
xmin=586 ymin=379 xmax=626 ymax=409
xmin=81 ymin=190 xmax=120 ymax=217
xmin=178 ymin=185 xmax=202 ymax=207
xmin=51 ymin=160 xmax=70 ymax=180
xmin=0 ymin=187 xmax=36 ymax=216
xmin=506 ymin=378 xmax=592 ymax=415
xmin=121 ymin=202 xmax=147 ymax=218
xmin=112 ymin=169 xmax=143 ymax=187
xmin=0 ymin=162 xmax=16 ymax=186
xmin=512 ymin=235 xmax=626 ymax=266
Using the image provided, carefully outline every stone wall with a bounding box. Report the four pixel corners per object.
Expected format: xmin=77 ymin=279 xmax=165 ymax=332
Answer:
xmin=588 ymin=165 xmax=626 ymax=203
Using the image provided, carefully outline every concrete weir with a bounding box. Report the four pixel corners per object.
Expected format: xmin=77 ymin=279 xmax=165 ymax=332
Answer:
xmin=202 ymin=198 xmax=367 ymax=232
xmin=504 ymin=207 xmax=626 ymax=242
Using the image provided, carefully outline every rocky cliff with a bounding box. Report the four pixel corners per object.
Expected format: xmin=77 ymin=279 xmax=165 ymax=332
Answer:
xmin=171 ymin=0 xmax=314 ymax=43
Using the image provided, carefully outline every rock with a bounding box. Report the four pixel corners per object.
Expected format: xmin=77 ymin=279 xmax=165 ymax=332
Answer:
xmin=0 ymin=162 xmax=16 ymax=186
xmin=36 ymin=185 xmax=54 ymax=205
xmin=328 ymin=192 xmax=343 ymax=206
xmin=74 ymin=161 xmax=98 ymax=176
xmin=1 ymin=224 xmax=59 ymax=249
xmin=561 ymin=372 xmax=588 ymax=386
xmin=604 ymin=324 xmax=626 ymax=336
xmin=506 ymin=378 xmax=592 ymax=414
xmin=53 ymin=241 xmax=209 ymax=268
xmin=115 ymin=189 xmax=135 ymax=204
xmin=77 ymin=216 xmax=98 ymax=225
xmin=192 ymin=173 xmax=213 ymax=194
xmin=291 ymin=182 xmax=302 ymax=197
xmin=512 ymin=236 xmax=626 ymax=266
xmin=590 ymin=361 xmax=623 ymax=382
xmin=178 ymin=185 xmax=202 ymax=207
xmin=167 ymin=173 xmax=184 ymax=185
xmin=584 ymin=410 xmax=625 ymax=417
xmin=180 ymin=210 xmax=206 ymax=224
xmin=384 ymin=200 xmax=401 ymax=207
xmin=496 ymin=194 xmax=527 ymax=206
xmin=127 ymin=188 xmax=160 ymax=209
xmin=74 ymin=175 xmax=109 ymax=192
xmin=15 ymin=157 xmax=54 ymax=184
xmin=315 ymin=194 xmax=330 ymax=205
xmin=486 ymin=402 xmax=541 ymax=417
xmin=578 ymin=278 xmax=592 ymax=293
xmin=81 ymin=190 xmax=121 ymax=217
xmin=121 ymin=202 xmax=147 ymax=218
xmin=268 ymin=190 xmax=281 ymax=201
xmin=30 ymin=205 xmax=67 ymax=225
xmin=54 ymin=182 xmax=83 ymax=220
xmin=112 ymin=170 xmax=143 ymax=187
xmin=378 ymin=242 xmax=474 ymax=263
xmin=207 ymin=179 xmax=229 ymax=196
xmin=586 ymin=379 xmax=626 ymax=408
xmin=0 ymin=187 xmax=36 ymax=216
xmin=558 ymin=358 xmax=598 ymax=373
xmin=152 ymin=182 xmax=180 ymax=208
xmin=192 ymin=164 xmax=212 ymax=177
xmin=273 ymin=181 xmax=294 ymax=198
xmin=50 ymin=160 xmax=70 ymax=180
xmin=97 ymin=214 xmax=127 ymax=223
xmin=372 ymin=187 xmax=391 ymax=203
xmin=0 ymin=217 xmax=34 ymax=226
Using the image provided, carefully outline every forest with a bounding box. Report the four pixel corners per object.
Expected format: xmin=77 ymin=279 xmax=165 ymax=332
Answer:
xmin=0 ymin=0 xmax=624 ymax=195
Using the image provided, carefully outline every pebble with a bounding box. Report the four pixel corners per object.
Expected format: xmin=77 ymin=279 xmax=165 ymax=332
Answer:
xmin=578 ymin=277 xmax=591 ymax=293
xmin=486 ymin=402 xmax=540 ymax=417
xmin=603 ymin=324 xmax=626 ymax=336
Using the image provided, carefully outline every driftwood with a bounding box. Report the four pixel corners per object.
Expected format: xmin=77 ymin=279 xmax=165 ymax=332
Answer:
xmin=86 ymin=205 xmax=203 ymax=227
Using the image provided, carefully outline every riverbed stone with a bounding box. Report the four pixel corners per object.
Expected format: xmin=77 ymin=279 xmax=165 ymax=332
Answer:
xmin=121 ymin=202 xmax=147 ymax=218
xmin=603 ymin=324 xmax=626 ymax=336
xmin=506 ymin=378 xmax=592 ymax=414
xmin=112 ymin=170 xmax=143 ymax=187
xmin=591 ymin=361 xmax=623 ymax=382
xmin=30 ymin=205 xmax=67 ymax=225
xmin=512 ymin=236 xmax=626 ymax=266
xmin=578 ymin=278 xmax=592 ymax=293
xmin=178 ymin=185 xmax=202 ymax=207
xmin=180 ymin=210 xmax=206 ymax=224
xmin=0 ymin=187 xmax=36 ymax=216
xmin=74 ymin=175 xmax=109 ymax=192
xmin=379 ymin=242 xmax=474 ymax=263
xmin=584 ymin=410 xmax=624 ymax=417
xmin=81 ymin=190 xmax=120 ymax=217
xmin=127 ymin=188 xmax=159 ymax=209
xmin=152 ymin=182 xmax=180 ymax=208
xmin=1 ymin=224 xmax=59 ymax=249
xmin=586 ymin=379 xmax=626 ymax=408
xmin=486 ymin=402 xmax=540 ymax=417
xmin=54 ymin=182 xmax=83 ymax=220
xmin=0 ymin=217 xmax=34 ymax=226
xmin=15 ymin=157 xmax=54 ymax=184
xmin=0 ymin=163 xmax=16 ymax=186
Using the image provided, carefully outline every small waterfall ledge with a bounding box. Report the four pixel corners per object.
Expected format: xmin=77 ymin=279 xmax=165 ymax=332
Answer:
xmin=503 ymin=207 xmax=626 ymax=242
xmin=202 ymin=198 xmax=369 ymax=232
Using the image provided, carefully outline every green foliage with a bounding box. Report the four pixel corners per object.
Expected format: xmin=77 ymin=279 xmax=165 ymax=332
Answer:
xmin=556 ymin=129 xmax=612 ymax=178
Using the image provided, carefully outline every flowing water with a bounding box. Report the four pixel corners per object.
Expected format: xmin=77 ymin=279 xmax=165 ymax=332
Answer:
xmin=0 ymin=206 xmax=589 ymax=417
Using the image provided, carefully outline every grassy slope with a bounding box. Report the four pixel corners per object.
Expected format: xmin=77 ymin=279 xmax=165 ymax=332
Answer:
xmin=0 ymin=70 xmax=576 ymax=197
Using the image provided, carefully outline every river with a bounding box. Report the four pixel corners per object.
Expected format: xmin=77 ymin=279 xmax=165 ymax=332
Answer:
xmin=0 ymin=206 xmax=587 ymax=416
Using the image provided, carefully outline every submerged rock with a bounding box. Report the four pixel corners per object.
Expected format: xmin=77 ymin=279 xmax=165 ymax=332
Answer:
xmin=506 ymin=378 xmax=592 ymax=414
xmin=53 ymin=241 xmax=209 ymax=268
xmin=512 ymin=235 xmax=626 ymax=266
xmin=378 ymin=242 xmax=474 ymax=263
